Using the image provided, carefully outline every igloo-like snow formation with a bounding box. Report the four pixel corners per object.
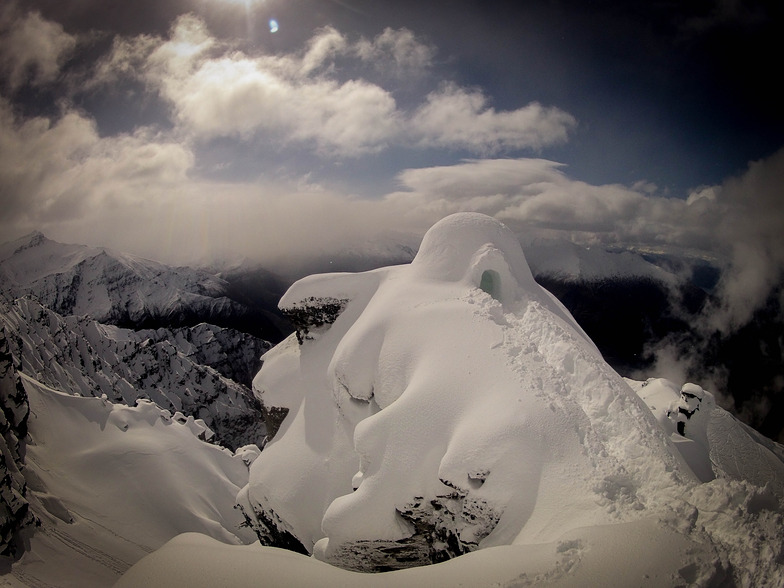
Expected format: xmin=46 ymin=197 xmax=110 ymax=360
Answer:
xmin=236 ymin=213 xmax=783 ymax=578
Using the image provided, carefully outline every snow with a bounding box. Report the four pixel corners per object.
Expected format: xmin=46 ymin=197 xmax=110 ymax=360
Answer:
xmin=4 ymin=374 xmax=255 ymax=587
xmin=630 ymin=377 xmax=784 ymax=493
xmin=229 ymin=212 xmax=784 ymax=582
xmin=0 ymin=232 xmax=241 ymax=328
xmin=114 ymin=519 xmax=720 ymax=588
xmin=0 ymin=296 xmax=267 ymax=448
xmin=2 ymin=214 xmax=783 ymax=586
xmin=523 ymin=236 xmax=675 ymax=282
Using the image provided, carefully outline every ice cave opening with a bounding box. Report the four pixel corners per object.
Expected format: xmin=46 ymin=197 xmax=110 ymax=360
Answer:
xmin=479 ymin=269 xmax=501 ymax=301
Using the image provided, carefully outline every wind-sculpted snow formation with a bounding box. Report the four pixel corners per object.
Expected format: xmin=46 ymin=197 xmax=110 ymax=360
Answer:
xmin=237 ymin=213 xmax=784 ymax=584
xmin=2 ymin=370 xmax=257 ymax=586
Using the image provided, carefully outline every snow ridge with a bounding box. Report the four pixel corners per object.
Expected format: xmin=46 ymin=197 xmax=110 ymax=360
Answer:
xmin=235 ymin=213 xmax=784 ymax=583
xmin=1 ymin=297 xmax=267 ymax=449
xmin=0 ymin=232 xmax=256 ymax=333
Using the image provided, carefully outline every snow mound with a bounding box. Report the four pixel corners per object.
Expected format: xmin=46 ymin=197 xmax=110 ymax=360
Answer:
xmin=239 ymin=213 xmax=728 ymax=572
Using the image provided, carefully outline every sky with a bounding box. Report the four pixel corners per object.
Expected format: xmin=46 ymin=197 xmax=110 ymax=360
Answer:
xmin=1 ymin=0 xmax=782 ymax=302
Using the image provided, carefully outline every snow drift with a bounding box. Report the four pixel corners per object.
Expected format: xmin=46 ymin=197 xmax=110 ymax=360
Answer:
xmin=233 ymin=212 xmax=784 ymax=582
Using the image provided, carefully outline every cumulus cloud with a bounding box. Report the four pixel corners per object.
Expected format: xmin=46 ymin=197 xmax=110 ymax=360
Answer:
xmin=0 ymin=99 xmax=411 ymax=270
xmin=0 ymin=3 xmax=77 ymax=90
xmin=411 ymin=85 xmax=576 ymax=153
xmin=90 ymin=15 xmax=573 ymax=157
xmin=355 ymin=27 xmax=435 ymax=74
xmin=0 ymin=96 xmax=192 ymax=229
xmin=5 ymin=9 xmax=779 ymax=316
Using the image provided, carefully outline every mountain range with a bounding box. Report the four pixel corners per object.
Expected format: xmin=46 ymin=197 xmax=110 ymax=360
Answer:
xmin=0 ymin=222 xmax=782 ymax=586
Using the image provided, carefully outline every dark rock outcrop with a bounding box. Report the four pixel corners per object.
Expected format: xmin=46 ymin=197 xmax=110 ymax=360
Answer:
xmin=0 ymin=330 xmax=38 ymax=559
xmin=282 ymin=297 xmax=348 ymax=344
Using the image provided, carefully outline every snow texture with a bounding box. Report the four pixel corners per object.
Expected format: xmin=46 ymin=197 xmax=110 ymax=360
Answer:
xmin=0 ymin=372 xmax=255 ymax=587
xmin=236 ymin=212 xmax=784 ymax=583
xmin=2 ymin=215 xmax=783 ymax=586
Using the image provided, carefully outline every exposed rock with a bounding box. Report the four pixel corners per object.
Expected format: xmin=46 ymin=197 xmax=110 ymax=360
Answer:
xmin=282 ymin=297 xmax=348 ymax=344
xmin=0 ymin=330 xmax=38 ymax=558
xmin=235 ymin=502 xmax=308 ymax=556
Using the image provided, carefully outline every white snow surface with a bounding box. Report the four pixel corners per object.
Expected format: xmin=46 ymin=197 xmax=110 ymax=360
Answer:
xmin=3 ymin=373 xmax=255 ymax=587
xmin=4 ymin=214 xmax=783 ymax=586
xmin=0 ymin=296 xmax=266 ymax=449
xmin=221 ymin=213 xmax=783 ymax=584
xmin=522 ymin=237 xmax=676 ymax=282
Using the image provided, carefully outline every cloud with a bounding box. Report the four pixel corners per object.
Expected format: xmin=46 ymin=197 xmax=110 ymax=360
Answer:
xmin=411 ymin=84 xmax=576 ymax=153
xmin=300 ymin=26 xmax=349 ymax=75
xmin=0 ymin=3 xmax=77 ymax=90
xmin=0 ymin=99 xmax=412 ymax=270
xmin=355 ymin=27 xmax=435 ymax=74
xmin=5 ymin=9 xmax=779 ymax=312
xmin=703 ymin=147 xmax=784 ymax=332
xmin=89 ymin=15 xmax=573 ymax=157
xmin=387 ymin=157 xmax=719 ymax=253
xmin=0 ymin=96 xmax=192 ymax=227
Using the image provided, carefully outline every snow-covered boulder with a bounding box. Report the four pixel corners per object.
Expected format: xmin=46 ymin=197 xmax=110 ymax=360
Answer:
xmin=632 ymin=378 xmax=784 ymax=493
xmin=239 ymin=213 xmax=708 ymax=571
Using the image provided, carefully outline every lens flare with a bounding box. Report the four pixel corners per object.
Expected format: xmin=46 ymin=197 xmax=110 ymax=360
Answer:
xmin=269 ymin=19 xmax=279 ymax=33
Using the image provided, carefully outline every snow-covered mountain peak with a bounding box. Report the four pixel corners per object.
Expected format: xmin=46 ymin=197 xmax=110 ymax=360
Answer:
xmin=0 ymin=232 xmax=92 ymax=283
xmin=1 ymin=230 xmax=47 ymax=257
xmin=0 ymin=232 xmax=255 ymax=333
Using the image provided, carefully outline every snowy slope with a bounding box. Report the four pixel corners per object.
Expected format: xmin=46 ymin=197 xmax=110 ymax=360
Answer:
xmin=224 ymin=213 xmax=784 ymax=584
xmin=524 ymin=237 xmax=677 ymax=282
xmin=2 ymin=372 xmax=256 ymax=587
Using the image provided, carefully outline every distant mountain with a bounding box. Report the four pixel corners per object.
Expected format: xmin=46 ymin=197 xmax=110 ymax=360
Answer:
xmin=0 ymin=233 xmax=285 ymax=449
xmin=524 ymin=237 xmax=678 ymax=283
xmin=0 ymin=232 xmax=289 ymax=343
xmin=0 ymin=233 xmax=275 ymax=568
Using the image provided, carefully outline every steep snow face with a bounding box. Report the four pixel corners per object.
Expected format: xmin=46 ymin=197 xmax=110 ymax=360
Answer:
xmin=240 ymin=213 xmax=698 ymax=571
